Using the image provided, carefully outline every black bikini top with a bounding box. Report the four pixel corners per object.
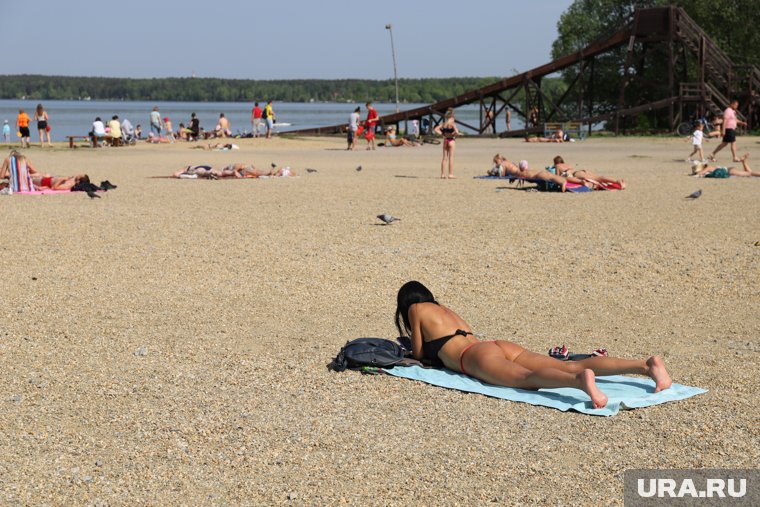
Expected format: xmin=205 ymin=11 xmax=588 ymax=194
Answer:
xmin=422 ymin=329 xmax=472 ymax=366
xmin=440 ymin=127 xmax=455 ymax=136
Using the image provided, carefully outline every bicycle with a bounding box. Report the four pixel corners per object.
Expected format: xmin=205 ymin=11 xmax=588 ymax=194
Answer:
xmin=676 ymin=116 xmax=714 ymax=136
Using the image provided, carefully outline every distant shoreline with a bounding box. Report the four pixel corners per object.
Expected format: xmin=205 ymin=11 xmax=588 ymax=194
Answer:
xmin=0 ymin=74 xmax=503 ymax=104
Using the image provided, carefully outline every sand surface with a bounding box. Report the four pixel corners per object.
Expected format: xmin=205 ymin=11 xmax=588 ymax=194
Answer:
xmin=1 ymin=135 xmax=758 ymax=505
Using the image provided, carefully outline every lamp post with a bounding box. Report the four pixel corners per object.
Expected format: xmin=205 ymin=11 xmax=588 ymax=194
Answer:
xmin=385 ymin=23 xmax=400 ymax=113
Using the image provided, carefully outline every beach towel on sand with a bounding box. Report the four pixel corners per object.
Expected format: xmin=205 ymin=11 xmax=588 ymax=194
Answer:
xmin=384 ymin=365 xmax=706 ymax=416
xmin=474 ymin=175 xmax=620 ymax=192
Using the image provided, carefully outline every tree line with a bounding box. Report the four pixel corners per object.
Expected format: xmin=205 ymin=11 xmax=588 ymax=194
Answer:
xmin=0 ymin=75 xmax=499 ymax=104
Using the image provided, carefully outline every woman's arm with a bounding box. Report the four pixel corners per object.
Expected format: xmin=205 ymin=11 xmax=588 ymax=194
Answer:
xmin=408 ymin=304 xmax=424 ymax=360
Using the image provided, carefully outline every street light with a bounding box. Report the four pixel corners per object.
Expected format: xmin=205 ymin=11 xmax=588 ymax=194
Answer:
xmin=385 ymin=23 xmax=400 ymax=113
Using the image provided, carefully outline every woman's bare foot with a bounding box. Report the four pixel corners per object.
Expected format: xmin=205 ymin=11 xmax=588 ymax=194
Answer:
xmin=578 ymin=369 xmax=608 ymax=408
xmin=448 ymin=174 xmax=456 ymax=179
xmin=741 ymin=153 xmax=750 ymax=162
xmin=618 ymin=179 xmax=627 ymax=189
xmin=646 ymin=356 xmax=672 ymax=392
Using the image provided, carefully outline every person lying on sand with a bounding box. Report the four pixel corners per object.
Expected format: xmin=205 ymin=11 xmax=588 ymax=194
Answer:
xmin=525 ymin=127 xmax=566 ymax=143
xmin=173 ymin=164 xmax=297 ymax=179
xmin=384 ymin=126 xmax=419 ymax=147
xmin=395 ymin=281 xmax=673 ymax=409
xmin=0 ymin=152 xmax=91 ymax=190
xmin=692 ymin=153 xmax=760 ymax=178
xmin=492 ymin=154 xmax=577 ymax=192
xmin=553 ymin=156 xmax=626 ymax=189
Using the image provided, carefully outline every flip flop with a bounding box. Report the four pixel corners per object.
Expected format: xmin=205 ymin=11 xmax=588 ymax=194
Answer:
xmin=549 ymin=344 xmax=570 ymax=360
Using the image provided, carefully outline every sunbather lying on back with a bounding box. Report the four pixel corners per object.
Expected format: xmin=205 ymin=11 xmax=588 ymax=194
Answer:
xmin=492 ymin=154 xmax=576 ymax=192
xmin=692 ymin=153 xmax=760 ymax=178
xmin=173 ymin=165 xmax=221 ymax=179
xmin=173 ymin=164 xmax=297 ymax=179
xmin=0 ymin=152 xmax=90 ymax=190
xmin=553 ymin=156 xmax=626 ymax=189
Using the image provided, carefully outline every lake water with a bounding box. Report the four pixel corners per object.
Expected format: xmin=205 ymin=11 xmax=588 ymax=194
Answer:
xmin=0 ymin=99 xmax=523 ymax=141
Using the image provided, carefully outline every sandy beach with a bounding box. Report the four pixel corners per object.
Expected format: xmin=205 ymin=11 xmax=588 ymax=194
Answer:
xmin=1 ymin=134 xmax=758 ymax=505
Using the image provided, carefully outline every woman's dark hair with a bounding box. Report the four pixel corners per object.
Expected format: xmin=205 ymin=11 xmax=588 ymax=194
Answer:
xmin=553 ymin=155 xmax=564 ymax=165
xmin=395 ymin=281 xmax=437 ymax=336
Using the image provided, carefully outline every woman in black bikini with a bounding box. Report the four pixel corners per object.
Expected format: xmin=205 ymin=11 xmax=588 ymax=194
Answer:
xmin=395 ymin=281 xmax=673 ymax=409
xmin=433 ymin=109 xmax=460 ymax=179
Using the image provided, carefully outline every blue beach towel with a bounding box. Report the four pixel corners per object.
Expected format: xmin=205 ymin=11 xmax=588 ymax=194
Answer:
xmin=385 ymin=365 xmax=706 ymax=417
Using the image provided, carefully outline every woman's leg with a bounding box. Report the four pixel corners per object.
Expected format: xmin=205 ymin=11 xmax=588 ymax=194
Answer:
xmin=447 ymin=142 xmax=456 ymax=178
xmin=731 ymin=153 xmax=760 ymax=177
xmin=39 ymin=129 xmax=45 ymax=147
xmin=440 ymin=146 xmax=447 ymax=178
xmin=509 ymin=348 xmax=672 ymax=392
xmin=464 ymin=342 xmax=608 ymax=408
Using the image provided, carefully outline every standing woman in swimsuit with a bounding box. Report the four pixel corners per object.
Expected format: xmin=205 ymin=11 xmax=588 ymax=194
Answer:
xmin=395 ymin=281 xmax=673 ymax=409
xmin=35 ymin=104 xmax=52 ymax=147
xmin=434 ymin=109 xmax=460 ymax=179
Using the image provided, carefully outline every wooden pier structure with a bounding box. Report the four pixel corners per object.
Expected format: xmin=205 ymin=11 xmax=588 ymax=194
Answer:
xmin=288 ymin=6 xmax=759 ymax=137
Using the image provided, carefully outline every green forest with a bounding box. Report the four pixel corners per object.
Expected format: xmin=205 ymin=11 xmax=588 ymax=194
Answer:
xmin=0 ymin=75 xmax=499 ymax=104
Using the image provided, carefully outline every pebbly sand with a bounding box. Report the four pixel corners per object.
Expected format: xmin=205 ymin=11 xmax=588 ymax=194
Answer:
xmin=0 ymin=135 xmax=758 ymax=505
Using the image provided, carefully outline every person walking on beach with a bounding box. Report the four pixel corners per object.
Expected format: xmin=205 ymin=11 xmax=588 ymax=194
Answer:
xmin=434 ymin=109 xmax=459 ymax=179
xmin=35 ymin=104 xmax=52 ymax=147
xmin=348 ymin=106 xmax=361 ymax=150
xmin=251 ymin=102 xmax=263 ymax=138
xmin=364 ymin=102 xmax=378 ymax=150
xmin=150 ymin=106 xmax=163 ymax=138
xmin=16 ymin=109 xmax=31 ymax=148
xmin=264 ymin=100 xmax=275 ymax=139
xmin=3 ymin=120 xmax=11 ymax=142
xmin=709 ymin=100 xmax=746 ymax=162
xmin=686 ymin=123 xmax=705 ymax=162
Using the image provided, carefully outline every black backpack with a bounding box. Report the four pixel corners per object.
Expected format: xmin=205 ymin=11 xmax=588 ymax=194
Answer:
xmin=331 ymin=337 xmax=406 ymax=372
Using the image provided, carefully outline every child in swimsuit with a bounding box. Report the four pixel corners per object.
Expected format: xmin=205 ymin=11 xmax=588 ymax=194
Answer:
xmin=395 ymin=281 xmax=673 ymax=409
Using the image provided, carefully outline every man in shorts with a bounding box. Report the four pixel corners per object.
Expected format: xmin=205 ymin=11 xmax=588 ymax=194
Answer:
xmin=251 ymin=102 xmax=263 ymax=138
xmin=709 ymin=100 xmax=747 ymax=162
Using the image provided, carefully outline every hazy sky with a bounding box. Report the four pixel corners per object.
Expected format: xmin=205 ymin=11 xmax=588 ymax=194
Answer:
xmin=4 ymin=0 xmax=573 ymax=80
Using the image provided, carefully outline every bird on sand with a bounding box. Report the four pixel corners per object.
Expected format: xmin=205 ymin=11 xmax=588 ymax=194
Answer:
xmin=356 ymin=165 xmax=362 ymax=172
xmin=685 ymin=189 xmax=702 ymax=199
xmin=377 ymin=214 xmax=400 ymax=224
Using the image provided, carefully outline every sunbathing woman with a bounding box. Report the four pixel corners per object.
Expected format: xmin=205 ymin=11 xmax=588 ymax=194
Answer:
xmin=173 ymin=165 xmax=221 ymax=179
xmin=492 ymin=154 xmax=577 ymax=192
xmin=692 ymin=153 xmax=760 ymax=178
xmin=395 ymin=281 xmax=672 ymax=409
xmin=525 ymin=127 xmax=566 ymax=143
xmin=384 ymin=126 xmax=417 ymax=147
xmin=553 ymin=156 xmax=626 ymax=189
xmin=0 ymin=152 xmax=90 ymax=190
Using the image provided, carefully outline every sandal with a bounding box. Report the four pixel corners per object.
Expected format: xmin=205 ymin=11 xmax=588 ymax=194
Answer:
xmin=549 ymin=344 xmax=570 ymax=360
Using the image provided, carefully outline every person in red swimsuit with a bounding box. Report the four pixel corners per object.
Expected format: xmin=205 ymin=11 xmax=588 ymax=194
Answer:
xmin=364 ymin=101 xmax=378 ymax=150
xmin=395 ymin=281 xmax=673 ymax=409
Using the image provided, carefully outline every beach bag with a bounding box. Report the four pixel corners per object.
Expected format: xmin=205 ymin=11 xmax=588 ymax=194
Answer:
xmin=45 ymin=124 xmax=51 ymax=132
xmin=331 ymin=338 xmax=405 ymax=372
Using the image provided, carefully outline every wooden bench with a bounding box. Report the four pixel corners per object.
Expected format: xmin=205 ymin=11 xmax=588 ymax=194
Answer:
xmin=67 ymin=135 xmax=96 ymax=148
